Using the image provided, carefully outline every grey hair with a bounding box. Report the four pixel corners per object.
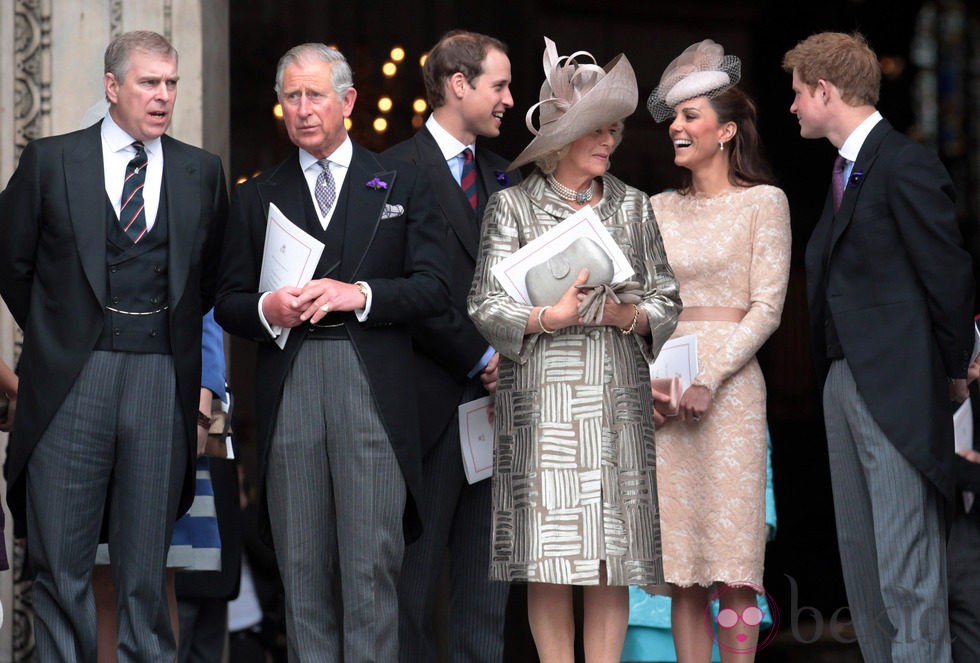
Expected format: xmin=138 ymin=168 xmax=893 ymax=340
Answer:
xmin=534 ymin=145 xmax=571 ymax=175
xmin=534 ymin=121 xmax=624 ymax=174
xmin=275 ymin=43 xmax=353 ymax=99
xmin=104 ymin=30 xmax=177 ymax=82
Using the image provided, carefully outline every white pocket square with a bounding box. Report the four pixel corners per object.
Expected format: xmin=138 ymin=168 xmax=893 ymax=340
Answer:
xmin=381 ymin=203 xmax=404 ymax=219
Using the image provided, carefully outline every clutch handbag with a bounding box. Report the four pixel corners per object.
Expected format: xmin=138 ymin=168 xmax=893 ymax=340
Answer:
xmin=204 ymin=409 xmax=230 ymax=458
xmin=525 ymin=237 xmax=614 ymax=306
xmin=650 ymin=376 xmax=681 ymax=417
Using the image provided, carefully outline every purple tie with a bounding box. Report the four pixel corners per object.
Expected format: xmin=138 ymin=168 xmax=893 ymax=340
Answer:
xmin=460 ymin=148 xmax=477 ymax=211
xmin=832 ymin=155 xmax=848 ymax=212
xmin=120 ymin=141 xmax=148 ymax=243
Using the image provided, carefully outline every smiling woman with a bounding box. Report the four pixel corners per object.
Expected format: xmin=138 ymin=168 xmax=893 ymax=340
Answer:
xmin=642 ymin=39 xmax=791 ymax=663
xmin=467 ymin=36 xmax=682 ymax=663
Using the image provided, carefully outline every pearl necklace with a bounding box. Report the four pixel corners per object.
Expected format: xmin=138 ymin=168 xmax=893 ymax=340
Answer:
xmin=546 ymin=174 xmax=595 ymax=204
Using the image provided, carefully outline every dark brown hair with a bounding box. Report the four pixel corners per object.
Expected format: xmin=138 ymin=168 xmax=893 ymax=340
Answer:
xmin=423 ymin=30 xmax=508 ymax=109
xmin=677 ymin=87 xmax=775 ymax=193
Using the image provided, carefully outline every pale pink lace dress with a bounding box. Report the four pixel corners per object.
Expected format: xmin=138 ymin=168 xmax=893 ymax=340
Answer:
xmin=651 ymin=185 xmax=790 ymax=587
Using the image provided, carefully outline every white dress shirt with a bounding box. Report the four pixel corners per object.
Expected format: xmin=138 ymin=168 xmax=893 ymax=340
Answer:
xmin=837 ymin=110 xmax=883 ymax=181
xmin=425 ymin=114 xmax=476 ymax=185
xmin=102 ymin=112 xmax=164 ymax=230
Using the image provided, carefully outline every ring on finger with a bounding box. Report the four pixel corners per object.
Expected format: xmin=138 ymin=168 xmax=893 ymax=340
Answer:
xmin=320 ymin=303 xmax=330 ymax=313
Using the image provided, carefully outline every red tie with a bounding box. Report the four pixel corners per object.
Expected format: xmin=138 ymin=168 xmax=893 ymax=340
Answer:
xmin=460 ymin=148 xmax=477 ymax=211
xmin=832 ymin=155 xmax=848 ymax=212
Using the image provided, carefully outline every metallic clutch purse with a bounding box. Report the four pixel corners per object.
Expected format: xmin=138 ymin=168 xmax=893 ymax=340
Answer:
xmin=525 ymin=237 xmax=614 ymax=306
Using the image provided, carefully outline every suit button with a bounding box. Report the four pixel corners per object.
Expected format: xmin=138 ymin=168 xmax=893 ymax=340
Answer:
xmin=113 ymin=328 xmax=120 ymax=336
xmin=154 ymin=265 xmax=163 ymax=273
xmin=150 ymin=297 xmax=160 ymax=305
xmin=110 ymin=266 xmax=118 ymax=273
xmin=149 ymin=330 xmax=158 ymax=337
xmin=111 ymin=297 xmax=120 ymax=304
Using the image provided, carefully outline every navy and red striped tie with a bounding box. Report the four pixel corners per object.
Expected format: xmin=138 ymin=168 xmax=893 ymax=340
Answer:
xmin=120 ymin=141 xmax=148 ymax=243
xmin=460 ymin=148 xmax=477 ymax=211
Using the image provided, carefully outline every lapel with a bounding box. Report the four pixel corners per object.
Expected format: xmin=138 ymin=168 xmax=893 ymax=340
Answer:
xmin=66 ymin=123 xmax=109 ymax=304
xmin=256 ymin=153 xmax=309 ymax=238
xmin=415 ymin=128 xmax=481 ymax=260
xmin=827 ymin=119 xmax=887 ymax=255
xmin=161 ymin=135 xmax=199 ymax=301
xmin=340 ymin=144 xmax=395 ymax=281
xmin=477 ymin=150 xmax=508 ymax=201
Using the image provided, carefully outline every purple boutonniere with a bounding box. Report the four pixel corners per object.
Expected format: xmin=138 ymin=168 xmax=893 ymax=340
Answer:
xmin=849 ymin=171 xmax=864 ymax=186
xmin=366 ymin=177 xmax=388 ymax=190
xmin=495 ymin=170 xmax=510 ymax=186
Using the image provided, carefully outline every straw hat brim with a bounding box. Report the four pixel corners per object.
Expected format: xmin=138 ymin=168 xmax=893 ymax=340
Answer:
xmin=509 ymin=53 xmax=638 ymax=171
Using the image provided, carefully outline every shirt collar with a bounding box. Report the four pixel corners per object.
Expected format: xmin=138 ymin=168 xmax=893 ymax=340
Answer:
xmin=100 ymin=111 xmax=162 ymax=156
xmin=299 ymin=135 xmax=353 ymax=171
xmin=838 ymin=110 xmax=883 ymax=163
xmin=425 ymin=114 xmax=475 ymax=161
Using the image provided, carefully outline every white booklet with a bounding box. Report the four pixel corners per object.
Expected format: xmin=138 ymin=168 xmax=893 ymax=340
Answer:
xmin=649 ymin=334 xmax=699 ymax=392
xmin=953 ymin=323 xmax=980 ymax=453
xmin=458 ymin=396 xmax=494 ymax=484
xmin=259 ymin=203 xmax=325 ymax=349
xmin=954 ymin=397 xmax=973 ymax=454
xmin=489 ymin=205 xmax=633 ymax=305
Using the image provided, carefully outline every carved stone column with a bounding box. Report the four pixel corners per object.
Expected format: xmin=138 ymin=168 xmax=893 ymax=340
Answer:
xmin=0 ymin=1 xmax=228 ymax=659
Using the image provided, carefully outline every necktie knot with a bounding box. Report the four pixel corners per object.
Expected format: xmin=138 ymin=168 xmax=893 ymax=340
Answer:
xmin=460 ymin=148 xmax=478 ymax=212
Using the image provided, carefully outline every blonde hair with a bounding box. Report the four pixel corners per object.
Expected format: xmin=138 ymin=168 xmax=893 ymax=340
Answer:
xmin=782 ymin=32 xmax=880 ymax=107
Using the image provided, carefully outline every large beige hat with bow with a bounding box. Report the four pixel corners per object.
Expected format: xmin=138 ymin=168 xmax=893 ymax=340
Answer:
xmin=509 ymin=37 xmax=638 ymax=170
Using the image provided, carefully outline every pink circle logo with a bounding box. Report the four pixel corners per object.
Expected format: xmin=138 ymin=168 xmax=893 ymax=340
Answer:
xmin=704 ymin=581 xmax=780 ymax=654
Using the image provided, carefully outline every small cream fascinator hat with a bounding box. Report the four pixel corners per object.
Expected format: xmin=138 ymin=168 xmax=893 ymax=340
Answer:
xmin=646 ymin=39 xmax=741 ymax=123
xmin=509 ymin=37 xmax=637 ymax=170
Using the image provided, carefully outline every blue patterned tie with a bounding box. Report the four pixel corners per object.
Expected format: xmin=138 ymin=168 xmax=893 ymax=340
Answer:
xmin=120 ymin=141 xmax=148 ymax=243
xmin=460 ymin=148 xmax=477 ymax=211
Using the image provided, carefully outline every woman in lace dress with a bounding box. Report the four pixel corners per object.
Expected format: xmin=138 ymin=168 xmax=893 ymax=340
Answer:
xmin=645 ymin=40 xmax=791 ymax=661
xmin=468 ymin=38 xmax=681 ymax=663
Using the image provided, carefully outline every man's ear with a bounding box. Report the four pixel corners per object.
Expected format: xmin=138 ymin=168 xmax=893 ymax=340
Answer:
xmin=816 ymin=79 xmax=834 ymax=104
xmin=449 ymin=72 xmax=468 ymax=100
xmin=104 ymin=73 xmax=119 ymax=105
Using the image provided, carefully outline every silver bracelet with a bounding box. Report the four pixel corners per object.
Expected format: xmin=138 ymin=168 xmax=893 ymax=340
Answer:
xmin=537 ymin=306 xmax=556 ymax=334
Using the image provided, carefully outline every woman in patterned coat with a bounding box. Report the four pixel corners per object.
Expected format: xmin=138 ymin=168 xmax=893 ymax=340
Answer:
xmin=468 ymin=37 xmax=681 ymax=663
xmin=645 ymin=40 xmax=791 ymax=662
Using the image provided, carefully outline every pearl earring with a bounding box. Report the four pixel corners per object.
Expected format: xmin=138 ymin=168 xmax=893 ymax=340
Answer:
xmin=719 ymin=141 xmax=725 ymax=151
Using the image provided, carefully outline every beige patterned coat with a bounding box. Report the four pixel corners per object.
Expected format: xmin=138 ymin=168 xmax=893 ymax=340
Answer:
xmin=468 ymin=170 xmax=681 ymax=585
